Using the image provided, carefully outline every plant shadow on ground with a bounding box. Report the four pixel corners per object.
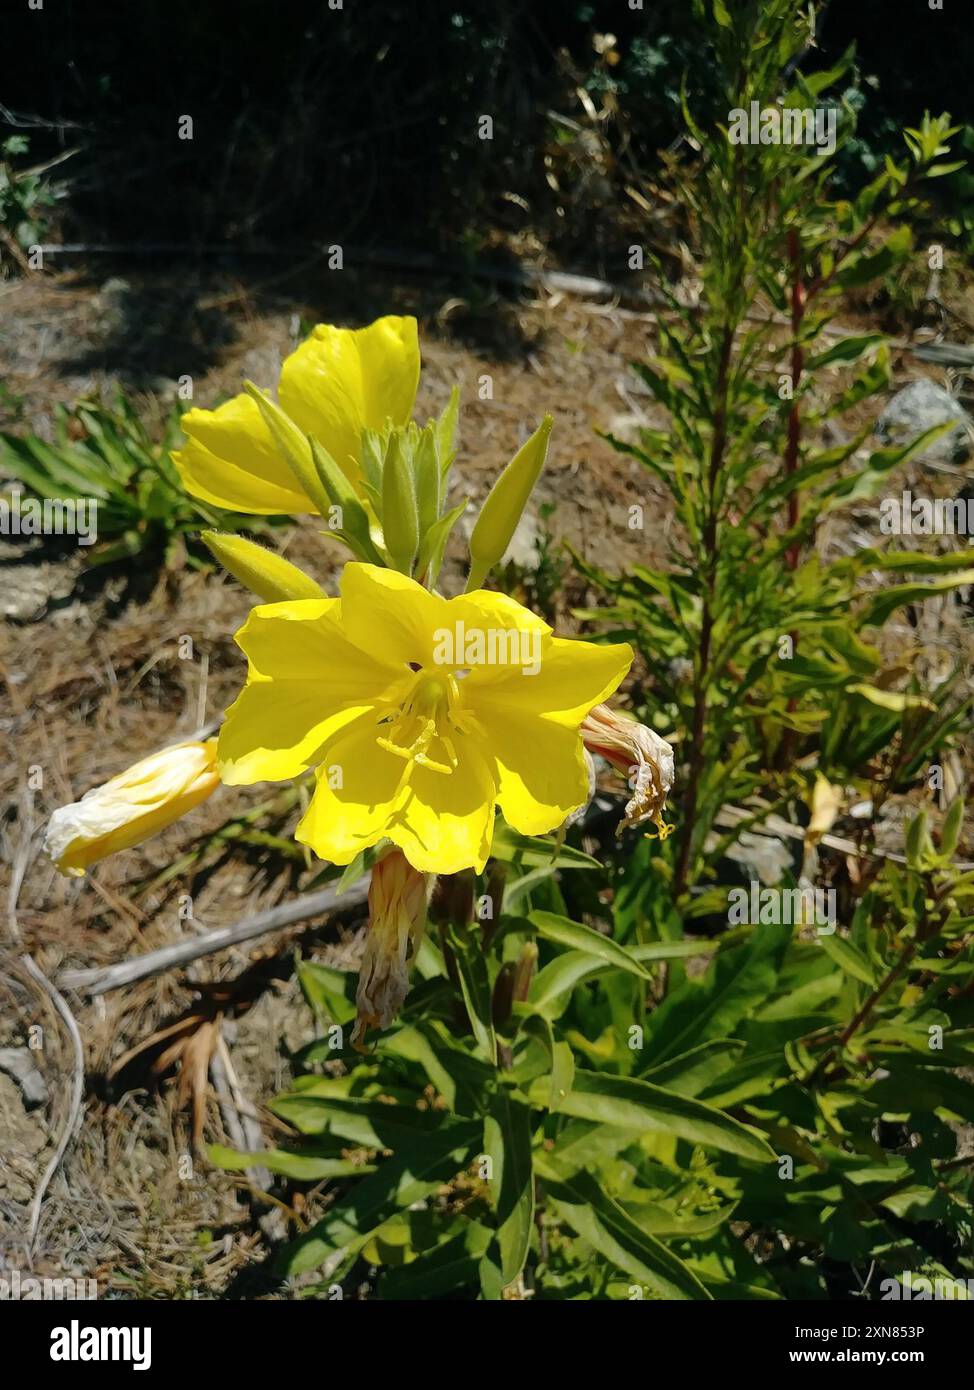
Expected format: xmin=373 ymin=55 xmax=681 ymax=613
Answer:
xmin=48 ymin=251 xmax=549 ymax=395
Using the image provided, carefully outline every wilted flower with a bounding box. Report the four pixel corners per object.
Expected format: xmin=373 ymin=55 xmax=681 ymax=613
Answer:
xmin=217 ymin=562 xmax=632 ymax=874
xmin=44 ymin=740 xmax=220 ymax=876
xmin=353 ymin=849 xmax=429 ymax=1045
xmin=172 ymin=316 xmax=420 ymax=514
xmin=580 ymin=704 xmax=675 ymax=837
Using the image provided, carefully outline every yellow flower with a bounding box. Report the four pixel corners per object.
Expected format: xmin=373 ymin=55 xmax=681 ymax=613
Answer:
xmin=217 ymin=563 xmax=632 ymax=874
xmin=172 ymin=316 xmax=420 ymax=514
xmin=353 ymin=848 xmax=429 ymax=1045
xmin=44 ymin=740 xmax=220 ymax=876
xmin=580 ymin=703 xmax=675 ymax=837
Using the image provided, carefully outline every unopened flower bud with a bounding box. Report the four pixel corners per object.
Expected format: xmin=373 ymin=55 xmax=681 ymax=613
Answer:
xmin=467 ymin=415 xmax=552 ymax=591
xmin=44 ymin=739 xmax=220 ymax=876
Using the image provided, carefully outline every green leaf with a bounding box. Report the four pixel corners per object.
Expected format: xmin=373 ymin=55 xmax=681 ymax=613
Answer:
xmin=296 ymin=959 xmax=356 ymax=1026
xmin=835 ymin=226 xmax=912 ymax=288
xmin=377 ymin=1219 xmax=492 ymax=1300
xmin=467 ymin=415 xmax=552 ymax=590
xmin=484 ymin=1087 xmax=535 ymax=1286
xmin=382 ymin=1022 xmax=494 ymax=1114
xmin=381 ymin=432 xmax=420 ymax=573
xmin=528 ymin=910 xmax=653 ymax=982
xmin=268 ymin=1094 xmax=469 ymax=1148
xmin=644 ymin=921 xmax=792 ymax=1064
xmin=534 ymin=1069 xmax=774 ymax=1162
xmin=536 ymin=1159 xmax=711 ymax=1300
xmin=941 ymin=796 xmax=964 ymax=859
xmin=804 ymin=333 xmax=884 ymax=372
xmin=818 ymin=933 xmax=879 ymax=987
xmin=642 ymin=1040 xmax=745 ymax=1096
xmin=492 ymin=825 xmax=601 ymax=870
xmin=434 ymin=384 xmax=460 ymax=476
xmin=514 ymin=1013 xmax=575 ymax=1108
xmin=244 ymin=382 xmax=328 ymax=516
xmin=528 ymin=940 xmax=715 ymax=1021
xmin=416 ymin=499 xmax=467 ymax=586
xmin=860 ymin=571 xmax=974 ymax=628
xmin=309 ymin=437 xmax=382 ymax=561
xmin=207 ymin=1143 xmax=374 ymax=1181
xmin=445 ymin=923 xmax=497 ymax=1064
xmin=278 ymin=1124 xmax=479 ymax=1276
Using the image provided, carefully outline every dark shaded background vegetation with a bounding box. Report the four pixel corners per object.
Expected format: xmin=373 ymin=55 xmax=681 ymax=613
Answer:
xmin=2 ymin=0 xmax=972 ymax=269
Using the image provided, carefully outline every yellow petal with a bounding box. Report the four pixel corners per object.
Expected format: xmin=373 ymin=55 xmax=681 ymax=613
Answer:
xmin=470 ymin=632 xmax=633 ymax=726
xmin=296 ymin=714 xmax=495 ymax=874
xmin=392 ymin=735 xmax=496 ymax=873
xmin=294 ymin=714 xmax=411 ymax=863
xmin=174 ymin=394 xmax=312 ymax=515
xmin=447 ymin=587 xmax=551 ymax=638
xmin=279 ymin=316 xmax=420 ymax=481
xmin=472 ymin=711 xmax=590 ymax=835
xmin=339 ymin=562 xmax=449 ymax=670
xmin=806 ymin=772 xmax=843 ymax=847
xmin=218 ymin=599 xmax=410 ymax=784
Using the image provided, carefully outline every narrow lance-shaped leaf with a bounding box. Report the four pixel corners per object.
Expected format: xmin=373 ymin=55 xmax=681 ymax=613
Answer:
xmin=536 ymin=1157 xmax=712 ymax=1301
xmin=483 ymin=1087 xmax=535 ymax=1287
xmin=528 ymin=909 xmax=654 ymax=982
xmin=445 ymin=922 xmax=497 ymax=1064
xmin=533 ymin=1068 xmax=775 ymax=1162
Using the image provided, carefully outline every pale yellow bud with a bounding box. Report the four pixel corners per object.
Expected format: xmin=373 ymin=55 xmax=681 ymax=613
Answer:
xmin=580 ymin=704 xmax=675 ymax=837
xmin=44 ymin=740 xmax=220 ymax=876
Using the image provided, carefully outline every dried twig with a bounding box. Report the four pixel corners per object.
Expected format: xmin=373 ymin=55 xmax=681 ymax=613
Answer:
xmin=5 ymin=784 xmax=35 ymax=945
xmin=19 ymin=954 xmax=85 ymax=1252
xmin=713 ymin=804 xmax=974 ymax=871
xmin=56 ymin=879 xmax=369 ymax=996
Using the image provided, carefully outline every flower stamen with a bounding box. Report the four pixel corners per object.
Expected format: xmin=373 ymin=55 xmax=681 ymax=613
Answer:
xmin=376 ymin=673 xmax=462 ymax=777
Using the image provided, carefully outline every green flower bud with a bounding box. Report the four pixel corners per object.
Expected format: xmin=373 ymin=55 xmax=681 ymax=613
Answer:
xmin=201 ymin=531 xmax=325 ymax=603
xmin=309 ymin=437 xmax=382 ymax=562
xmin=467 ymin=415 xmax=552 ymax=591
xmin=382 ymin=432 xmax=420 ymax=574
xmin=242 ymin=382 xmax=332 ymax=519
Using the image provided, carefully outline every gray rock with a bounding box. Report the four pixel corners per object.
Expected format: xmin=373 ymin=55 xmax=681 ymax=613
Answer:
xmin=0 ymin=1048 xmax=48 ymax=1108
xmin=724 ymin=831 xmax=794 ymax=887
xmin=876 ymin=379 xmax=972 ymax=466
